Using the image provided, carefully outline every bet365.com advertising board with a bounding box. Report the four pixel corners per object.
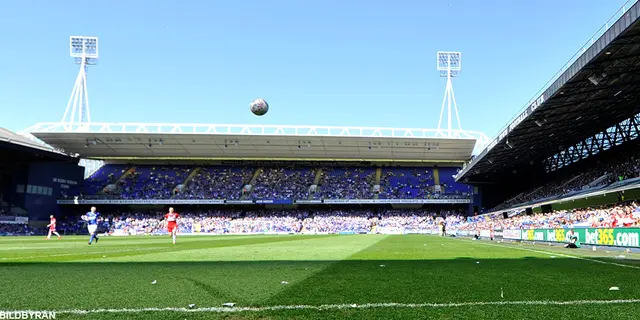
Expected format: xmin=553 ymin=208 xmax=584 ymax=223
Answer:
xmin=502 ymin=228 xmax=640 ymax=248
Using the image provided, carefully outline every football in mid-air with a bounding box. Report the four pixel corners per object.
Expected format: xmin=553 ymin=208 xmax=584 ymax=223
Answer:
xmin=250 ymin=98 xmax=269 ymax=116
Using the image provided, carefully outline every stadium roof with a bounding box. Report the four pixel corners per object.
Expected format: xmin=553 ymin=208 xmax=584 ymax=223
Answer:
xmin=0 ymin=128 xmax=67 ymax=158
xmin=457 ymin=1 xmax=640 ymax=182
xmin=26 ymin=123 xmax=488 ymax=162
xmin=0 ymin=127 xmax=49 ymax=150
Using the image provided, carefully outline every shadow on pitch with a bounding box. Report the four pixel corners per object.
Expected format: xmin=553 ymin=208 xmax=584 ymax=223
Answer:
xmin=1 ymin=256 xmax=639 ymax=310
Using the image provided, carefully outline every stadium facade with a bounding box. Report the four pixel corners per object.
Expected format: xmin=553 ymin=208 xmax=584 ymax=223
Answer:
xmin=0 ymin=128 xmax=83 ymax=222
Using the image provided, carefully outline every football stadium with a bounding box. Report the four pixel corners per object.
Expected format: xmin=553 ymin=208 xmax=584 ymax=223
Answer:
xmin=2 ymin=2 xmax=640 ymax=320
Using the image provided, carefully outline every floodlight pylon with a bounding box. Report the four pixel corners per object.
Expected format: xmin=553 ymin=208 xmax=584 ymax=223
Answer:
xmin=61 ymin=36 xmax=98 ymax=129
xmin=436 ymin=51 xmax=463 ymax=138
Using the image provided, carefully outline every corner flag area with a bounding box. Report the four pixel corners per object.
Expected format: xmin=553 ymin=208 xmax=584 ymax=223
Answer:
xmin=1 ymin=235 xmax=639 ymax=320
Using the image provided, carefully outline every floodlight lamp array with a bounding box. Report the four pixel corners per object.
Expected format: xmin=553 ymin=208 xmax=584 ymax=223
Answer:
xmin=440 ymin=70 xmax=459 ymax=77
xmin=437 ymin=52 xmax=461 ymax=77
xmin=437 ymin=53 xmax=461 ymax=69
xmin=70 ymin=36 xmax=99 ymax=60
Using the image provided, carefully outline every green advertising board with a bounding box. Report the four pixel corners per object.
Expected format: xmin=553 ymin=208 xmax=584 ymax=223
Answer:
xmin=519 ymin=228 xmax=640 ymax=248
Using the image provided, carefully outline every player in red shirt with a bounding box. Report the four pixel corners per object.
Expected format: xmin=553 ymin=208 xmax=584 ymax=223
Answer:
xmin=46 ymin=215 xmax=61 ymax=240
xmin=164 ymin=207 xmax=180 ymax=244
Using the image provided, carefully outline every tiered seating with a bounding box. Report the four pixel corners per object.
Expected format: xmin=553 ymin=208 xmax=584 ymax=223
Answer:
xmin=176 ymin=167 xmax=252 ymax=200
xmin=251 ymin=168 xmax=315 ymax=200
xmin=82 ymin=165 xmax=129 ymax=194
xmin=316 ymin=167 xmax=376 ymax=199
xmin=379 ymin=168 xmax=433 ymax=199
xmin=76 ymin=164 xmax=472 ymax=201
xmin=118 ymin=166 xmax=191 ymax=199
xmin=490 ymin=151 xmax=640 ymax=212
xmin=438 ymin=167 xmax=472 ymax=196
xmin=462 ymin=202 xmax=640 ymax=231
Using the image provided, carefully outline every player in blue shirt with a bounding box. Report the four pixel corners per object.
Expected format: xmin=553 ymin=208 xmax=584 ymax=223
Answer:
xmin=83 ymin=206 xmax=101 ymax=245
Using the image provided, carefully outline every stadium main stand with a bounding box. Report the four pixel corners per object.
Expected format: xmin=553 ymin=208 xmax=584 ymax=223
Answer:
xmin=379 ymin=167 xmax=434 ymax=199
xmin=74 ymin=164 xmax=470 ymax=201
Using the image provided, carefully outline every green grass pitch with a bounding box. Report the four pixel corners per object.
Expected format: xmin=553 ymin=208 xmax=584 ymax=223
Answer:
xmin=1 ymin=234 xmax=639 ymax=319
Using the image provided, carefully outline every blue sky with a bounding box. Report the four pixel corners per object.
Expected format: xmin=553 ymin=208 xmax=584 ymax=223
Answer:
xmin=0 ymin=0 xmax=630 ymax=139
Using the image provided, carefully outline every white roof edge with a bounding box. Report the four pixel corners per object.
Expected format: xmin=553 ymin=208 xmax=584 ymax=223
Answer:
xmin=26 ymin=122 xmax=489 ymax=141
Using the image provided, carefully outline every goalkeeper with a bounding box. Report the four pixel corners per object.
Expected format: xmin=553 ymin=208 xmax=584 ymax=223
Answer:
xmin=563 ymin=229 xmax=580 ymax=249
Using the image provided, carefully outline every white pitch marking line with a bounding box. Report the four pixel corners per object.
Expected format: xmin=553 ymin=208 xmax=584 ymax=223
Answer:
xmin=471 ymin=239 xmax=640 ymax=270
xmin=11 ymin=299 xmax=640 ymax=314
xmin=1 ymin=247 xmax=157 ymax=260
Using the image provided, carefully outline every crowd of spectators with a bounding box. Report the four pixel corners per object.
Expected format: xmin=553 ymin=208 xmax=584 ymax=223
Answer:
xmin=175 ymin=167 xmax=252 ymax=200
xmin=608 ymin=154 xmax=640 ymax=184
xmin=497 ymin=171 xmax=610 ymax=210
xmin=379 ymin=168 xmax=433 ymax=199
xmin=0 ymin=224 xmax=33 ymax=236
xmin=81 ymin=165 xmax=129 ymax=195
xmin=439 ymin=167 xmax=473 ymax=198
xmin=250 ymin=168 xmax=315 ymax=200
xmin=492 ymin=154 xmax=640 ymax=212
xmin=302 ymin=209 xmax=374 ymax=233
xmin=116 ymin=167 xmax=192 ymax=199
xmin=375 ymin=209 xmax=465 ymax=232
xmin=84 ymin=203 xmax=640 ymax=236
xmin=459 ymin=202 xmax=640 ymax=231
xmin=53 ymin=208 xmax=463 ymax=235
xmin=0 ymin=217 xmax=86 ymax=236
xmin=72 ymin=164 xmax=473 ymax=201
xmin=3 ymin=201 xmax=640 ymax=236
xmin=316 ymin=167 xmax=376 ymax=199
